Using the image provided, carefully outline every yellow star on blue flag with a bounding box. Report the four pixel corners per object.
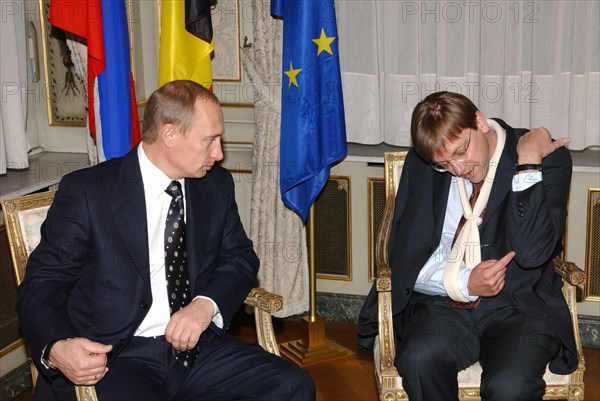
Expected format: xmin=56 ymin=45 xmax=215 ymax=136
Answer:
xmin=313 ymin=28 xmax=335 ymax=56
xmin=284 ymin=61 xmax=301 ymax=88
xmin=272 ymin=0 xmax=347 ymax=223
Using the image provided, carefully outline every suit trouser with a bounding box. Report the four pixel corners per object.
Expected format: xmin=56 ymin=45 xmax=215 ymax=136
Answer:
xmin=395 ymin=293 xmax=561 ymax=401
xmin=34 ymin=333 xmax=315 ymax=401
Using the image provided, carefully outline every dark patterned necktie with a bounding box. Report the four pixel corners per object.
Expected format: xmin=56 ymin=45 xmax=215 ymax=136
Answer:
xmin=164 ymin=180 xmax=198 ymax=367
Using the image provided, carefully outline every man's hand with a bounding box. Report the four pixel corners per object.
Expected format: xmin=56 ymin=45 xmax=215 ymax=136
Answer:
xmin=467 ymin=251 xmax=515 ymax=297
xmin=517 ymin=127 xmax=570 ymax=165
xmin=49 ymin=338 xmax=112 ymax=385
xmin=165 ymin=297 xmax=214 ymax=352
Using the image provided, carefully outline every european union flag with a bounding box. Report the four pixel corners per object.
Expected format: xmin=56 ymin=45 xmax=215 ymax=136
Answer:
xmin=272 ymin=0 xmax=347 ymax=223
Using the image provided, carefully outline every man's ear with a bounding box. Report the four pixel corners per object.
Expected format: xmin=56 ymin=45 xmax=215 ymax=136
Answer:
xmin=159 ymin=124 xmax=177 ymax=148
xmin=475 ymin=111 xmax=490 ymax=133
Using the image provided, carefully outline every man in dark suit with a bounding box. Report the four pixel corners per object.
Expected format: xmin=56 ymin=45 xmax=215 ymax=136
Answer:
xmin=17 ymin=80 xmax=315 ymax=401
xmin=358 ymin=92 xmax=576 ymax=400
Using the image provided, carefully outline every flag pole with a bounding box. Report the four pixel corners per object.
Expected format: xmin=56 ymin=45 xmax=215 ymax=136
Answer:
xmin=279 ymin=204 xmax=354 ymax=367
xmin=308 ymin=204 xmax=317 ymax=322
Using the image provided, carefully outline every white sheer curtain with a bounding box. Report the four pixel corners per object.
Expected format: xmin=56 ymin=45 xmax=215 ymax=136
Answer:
xmin=0 ymin=0 xmax=29 ymax=174
xmin=337 ymin=0 xmax=599 ymax=150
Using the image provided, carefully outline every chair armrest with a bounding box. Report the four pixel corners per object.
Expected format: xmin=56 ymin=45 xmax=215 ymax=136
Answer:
xmin=553 ymin=256 xmax=587 ymax=376
xmin=244 ymin=287 xmax=283 ymax=314
xmin=244 ymin=287 xmax=283 ymax=356
xmin=553 ymin=256 xmax=585 ymax=287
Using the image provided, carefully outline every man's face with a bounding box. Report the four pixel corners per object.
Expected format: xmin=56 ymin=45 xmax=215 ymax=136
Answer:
xmin=169 ymin=100 xmax=224 ymax=179
xmin=432 ymin=126 xmax=493 ymax=184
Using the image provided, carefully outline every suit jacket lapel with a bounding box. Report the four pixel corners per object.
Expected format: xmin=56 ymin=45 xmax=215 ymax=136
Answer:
xmin=110 ymin=150 xmax=151 ymax=287
xmin=184 ymin=178 xmax=212 ymax=288
xmin=433 ymin=172 xmax=451 ymax=238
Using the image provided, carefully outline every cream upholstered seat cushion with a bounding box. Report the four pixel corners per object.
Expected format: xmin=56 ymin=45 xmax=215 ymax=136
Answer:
xmin=374 ymin=336 xmax=570 ymax=388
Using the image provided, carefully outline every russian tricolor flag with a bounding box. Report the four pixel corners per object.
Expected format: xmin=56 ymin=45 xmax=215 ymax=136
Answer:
xmin=50 ymin=0 xmax=140 ymax=161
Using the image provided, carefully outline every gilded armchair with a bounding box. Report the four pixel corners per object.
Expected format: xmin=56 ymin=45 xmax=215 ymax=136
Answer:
xmin=374 ymin=152 xmax=586 ymax=401
xmin=2 ymin=190 xmax=283 ymax=401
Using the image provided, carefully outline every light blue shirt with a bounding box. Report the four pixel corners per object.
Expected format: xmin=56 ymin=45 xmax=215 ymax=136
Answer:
xmin=414 ymin=171 xmax=542 ymax=300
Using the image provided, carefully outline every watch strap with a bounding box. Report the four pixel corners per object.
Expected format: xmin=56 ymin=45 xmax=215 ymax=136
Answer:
xmin=515 ymin=163 xmax=542 ymax=173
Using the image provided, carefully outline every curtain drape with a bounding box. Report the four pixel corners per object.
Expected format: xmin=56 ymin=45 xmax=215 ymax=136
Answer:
xmin=0 ymin=0 xmax=30 ymax=175
xmin=243 ymin=1 xmax=309 ymax=318
xmin=337 ymin=0 xmax=599 ymax=150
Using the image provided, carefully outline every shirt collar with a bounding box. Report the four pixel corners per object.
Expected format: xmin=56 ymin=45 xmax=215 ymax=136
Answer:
xmin=137 ymin=143 xmax=184 ymax=200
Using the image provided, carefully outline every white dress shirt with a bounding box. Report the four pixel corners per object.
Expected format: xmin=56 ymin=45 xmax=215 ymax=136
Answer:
xmin=135 ymin=144 xmax=221 ymax=337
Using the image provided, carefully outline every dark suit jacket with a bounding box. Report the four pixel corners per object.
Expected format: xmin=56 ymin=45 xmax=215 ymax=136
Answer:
xmin=358 ymin=119 xmax=577 ymax=374
xmin=17 ymin=147 xmax=259 ymax=379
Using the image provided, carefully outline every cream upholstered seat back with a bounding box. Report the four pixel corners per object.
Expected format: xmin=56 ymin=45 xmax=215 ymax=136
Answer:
xmin=3 ymin=191 xmax=55 ymax=285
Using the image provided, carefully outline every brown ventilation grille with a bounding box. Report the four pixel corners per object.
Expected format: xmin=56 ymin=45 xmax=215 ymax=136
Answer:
xmin=585 ymin=189 xmax=600 ymax=301
xmin=369 ymin=178 xmax=385 ymax=282
xmin=309 ymin=177 xmax=351 ymax=280
xmin=0 ymin=225 xmax=24 ymax=355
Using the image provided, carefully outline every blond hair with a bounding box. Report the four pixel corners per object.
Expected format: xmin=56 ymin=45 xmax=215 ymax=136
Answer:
xmin=410 ymin=92 xmax=478 ymax=162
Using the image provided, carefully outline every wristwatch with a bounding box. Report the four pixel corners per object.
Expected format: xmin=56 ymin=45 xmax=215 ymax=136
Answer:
xmin=40 ymin=338 xmax=73 ymax=370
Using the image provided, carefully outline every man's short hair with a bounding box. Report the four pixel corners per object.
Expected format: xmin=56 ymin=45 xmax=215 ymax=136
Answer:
xmin=410 ymin=91 xmax=479 ymax=162
xmin=142 ymin=80 xmax=220 ymax=144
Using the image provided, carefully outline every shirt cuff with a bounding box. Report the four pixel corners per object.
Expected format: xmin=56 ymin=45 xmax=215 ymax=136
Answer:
xmin=194 ymin=296 xmax=223 ymax=328
xmin=512 ymin=171 xmax=542 ymax=192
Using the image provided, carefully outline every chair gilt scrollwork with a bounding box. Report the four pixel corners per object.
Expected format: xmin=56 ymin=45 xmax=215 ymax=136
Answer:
xmin=2 ymin=190 xmax=284 ymax=401
xmin=374 ymin=152 xmax=586 ymax=401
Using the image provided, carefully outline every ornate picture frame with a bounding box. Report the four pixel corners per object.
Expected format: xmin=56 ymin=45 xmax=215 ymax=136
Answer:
xmin=38 ymin=0 xmax=87 ymax=127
